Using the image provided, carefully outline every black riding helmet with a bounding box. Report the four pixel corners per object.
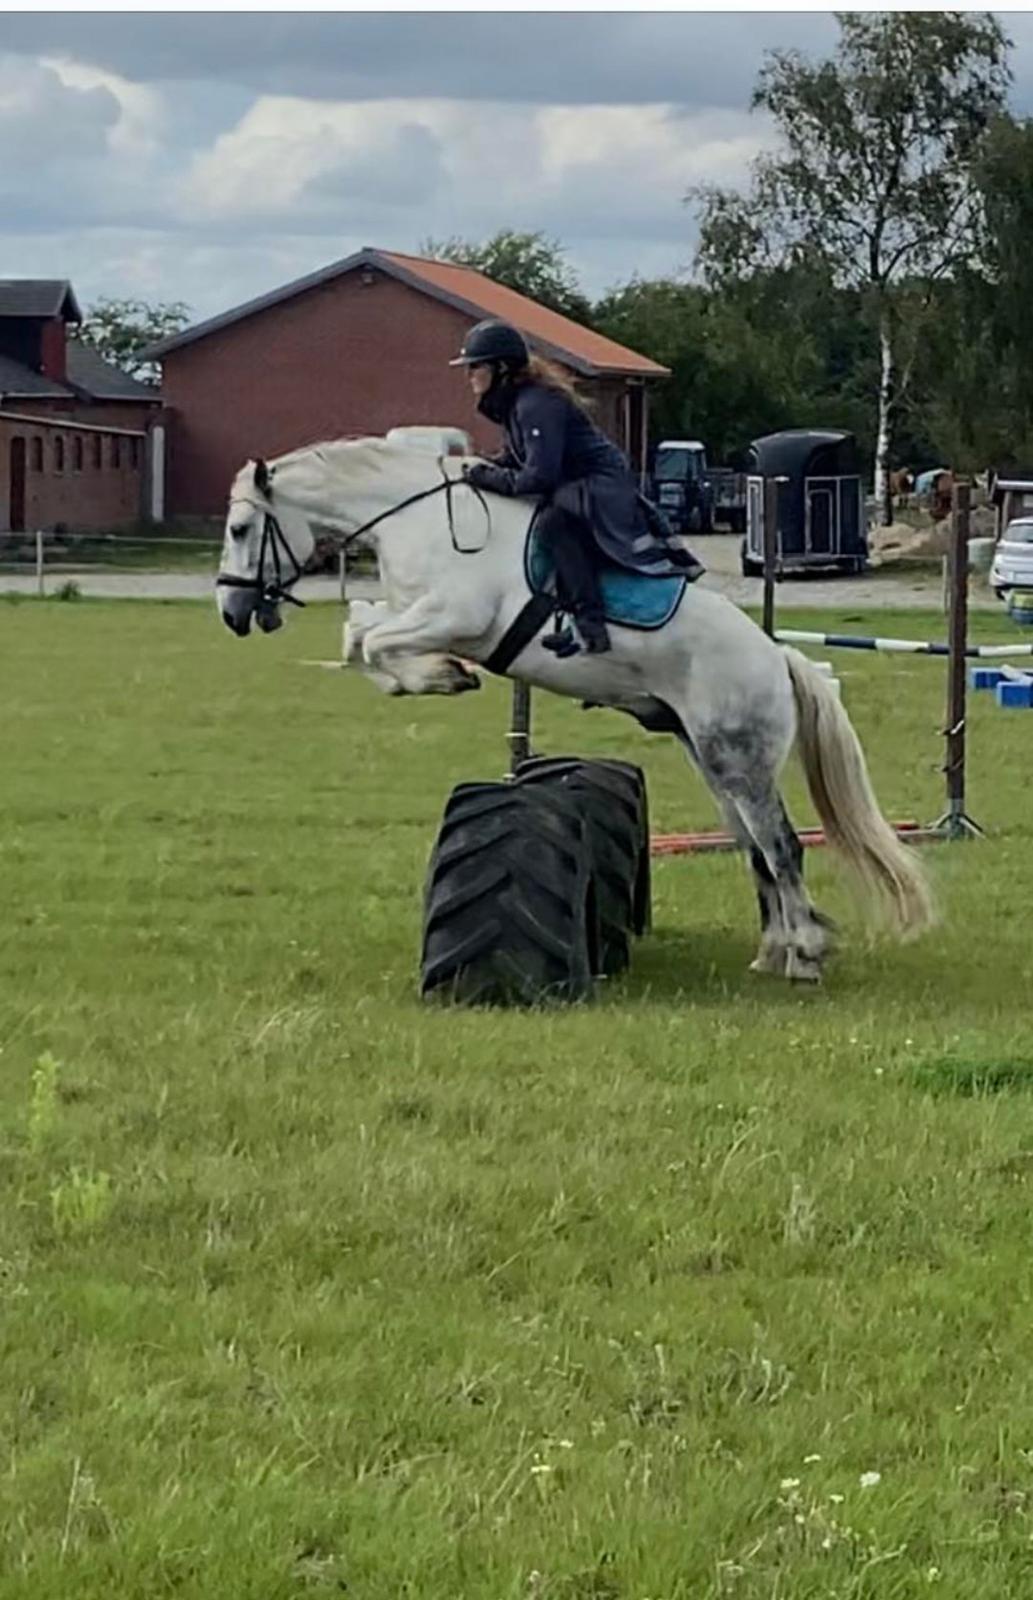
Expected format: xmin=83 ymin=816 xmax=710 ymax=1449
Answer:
xmin=449 ymin=318 xmax=529 ymax=369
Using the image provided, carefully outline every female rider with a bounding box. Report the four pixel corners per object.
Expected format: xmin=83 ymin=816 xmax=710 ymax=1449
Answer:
xmin=451 ymin=318 xmax=702 ymax=657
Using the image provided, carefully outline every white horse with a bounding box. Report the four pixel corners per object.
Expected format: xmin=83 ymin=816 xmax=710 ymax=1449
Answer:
xmin=216 ymin=437 xmax=934 ymax=981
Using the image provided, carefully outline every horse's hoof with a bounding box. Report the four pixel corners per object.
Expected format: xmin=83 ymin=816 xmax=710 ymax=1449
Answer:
xmin=786 ymin=949 xmax=823 ymax=984
xmin=750 ymin=945 xmax=788 ymax=976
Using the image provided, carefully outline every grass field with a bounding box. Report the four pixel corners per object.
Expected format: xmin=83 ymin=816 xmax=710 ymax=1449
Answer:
xmin=5 ymin=596 xmax=1033 ymax=1599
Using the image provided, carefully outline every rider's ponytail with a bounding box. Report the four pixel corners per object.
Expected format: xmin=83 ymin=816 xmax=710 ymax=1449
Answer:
xmin=518 ymin=354 xmax=593 ymax=412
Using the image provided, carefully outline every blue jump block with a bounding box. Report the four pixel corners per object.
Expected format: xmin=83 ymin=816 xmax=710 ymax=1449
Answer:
xmin=971 ymin=667 xmax=1004 ymax=691
xmin=996 ymin=679 xmax=1033 ymax=708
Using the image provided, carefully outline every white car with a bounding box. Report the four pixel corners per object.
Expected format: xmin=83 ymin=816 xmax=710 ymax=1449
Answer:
xmin=991 ymin=517 xmax=1033 ymax=598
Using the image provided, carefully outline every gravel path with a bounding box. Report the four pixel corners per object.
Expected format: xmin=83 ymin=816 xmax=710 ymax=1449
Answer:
xmin=0 ymin=534 xmax=998 ymax=611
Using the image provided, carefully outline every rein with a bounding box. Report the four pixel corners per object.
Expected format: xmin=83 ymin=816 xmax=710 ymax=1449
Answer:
xmin=340 ymin=462 xmax=490 ymax=556
xmin=216 ymin=461 xmax=490 ymax=607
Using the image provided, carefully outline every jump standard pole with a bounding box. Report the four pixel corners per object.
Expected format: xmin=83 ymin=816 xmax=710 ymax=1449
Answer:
xmin=507 ymin=681 xmax=532 ymax=778
xmin=932 ymin=479 xmax=983 ymax=840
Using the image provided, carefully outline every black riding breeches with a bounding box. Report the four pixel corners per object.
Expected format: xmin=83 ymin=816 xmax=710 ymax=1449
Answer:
xmin=536 ymin=504 xmax=605 ymax=624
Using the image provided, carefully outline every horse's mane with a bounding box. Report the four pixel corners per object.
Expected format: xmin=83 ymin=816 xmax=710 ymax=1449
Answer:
xmin=229 ymin=435 xmax=528 ymax=543
xmin=231 ymin=436 xmax=469 ymax=503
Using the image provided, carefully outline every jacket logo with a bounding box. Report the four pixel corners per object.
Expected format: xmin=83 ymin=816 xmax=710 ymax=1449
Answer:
xmin=531 ymin=427 xmax=541 ymax=437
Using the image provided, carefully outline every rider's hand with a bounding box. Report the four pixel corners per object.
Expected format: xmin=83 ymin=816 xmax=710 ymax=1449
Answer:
xmin=464 ymin=461 xmax=506 ymax=494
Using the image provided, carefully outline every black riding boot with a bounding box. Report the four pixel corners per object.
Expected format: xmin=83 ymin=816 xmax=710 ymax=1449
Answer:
xmin=537 ymin=507 xmax=611 ymax=657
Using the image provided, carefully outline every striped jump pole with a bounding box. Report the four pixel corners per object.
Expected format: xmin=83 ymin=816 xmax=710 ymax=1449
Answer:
xmin=776 ymin=630 xmax=1033 ymax=661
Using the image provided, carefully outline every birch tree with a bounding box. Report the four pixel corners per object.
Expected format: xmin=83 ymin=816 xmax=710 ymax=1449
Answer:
xmin=693 ymin=12 xmax=1009 ymax=521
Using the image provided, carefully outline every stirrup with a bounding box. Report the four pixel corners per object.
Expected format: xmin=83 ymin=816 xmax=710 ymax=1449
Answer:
xmin=541 ymin=626 xmax=581 ymax=659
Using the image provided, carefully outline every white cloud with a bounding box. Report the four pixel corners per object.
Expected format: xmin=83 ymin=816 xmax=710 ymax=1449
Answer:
xmin=0 ymin=28 xmax=781 ymax=317
xmin=177 ymin=92 xmax=768 ymax=250
xmin=181 ymin=96 xmax=448 ymax=220
xmin=40 ymin=54 xmax=166 ymax=158
xmin=0 ymin=54 xmax=117 ymax=164
xmin=537 ymin=105 xmax=763 ymax=191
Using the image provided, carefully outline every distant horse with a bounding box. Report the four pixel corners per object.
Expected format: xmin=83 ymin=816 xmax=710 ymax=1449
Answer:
xmin=915 ymin=467 xmax=954 ymax=521
xmin=215 ymin=438 xmax=934 ymax=983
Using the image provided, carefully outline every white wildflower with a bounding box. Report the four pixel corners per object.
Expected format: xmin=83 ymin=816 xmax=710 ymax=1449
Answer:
xmin=803 ymin=1454 xmax=822 ymax=1464
xmin=780 ymin=1477 xmax=801 ymax=1490
xmin=860 ymin=1470 xmax=882 ymax=1489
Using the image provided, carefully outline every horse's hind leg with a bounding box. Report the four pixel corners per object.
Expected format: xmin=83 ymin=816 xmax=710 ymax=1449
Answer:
xmin=704 ymin=785 xmax=789 ymax=975
xmin=694 ymin=734 xmax=834 ymax=983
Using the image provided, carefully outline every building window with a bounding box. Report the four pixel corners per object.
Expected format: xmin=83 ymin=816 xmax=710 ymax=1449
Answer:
xmin=109 ymin=435 xmax=121 ymax=469
xmin=73 ymin=436 xmax=84 ymax=472
xmin=93 ymin=434 xmax=102 ymax=469
xmin=31 ymin=437 xmax=43 ymax=471
xmin=54 ymin=436 xmax=65 ymax=473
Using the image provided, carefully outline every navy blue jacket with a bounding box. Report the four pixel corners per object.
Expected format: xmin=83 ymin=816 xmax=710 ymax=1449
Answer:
xmin=471 ymin=381 xmax=703 ymax=580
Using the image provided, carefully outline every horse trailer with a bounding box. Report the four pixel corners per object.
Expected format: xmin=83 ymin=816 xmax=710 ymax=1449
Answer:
xmin=742 ymin=429 xmax=867 ymax=577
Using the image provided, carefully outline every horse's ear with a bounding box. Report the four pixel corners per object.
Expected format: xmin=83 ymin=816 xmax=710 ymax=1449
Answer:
xmin=253 ymin=458 xmax=272 ymax=497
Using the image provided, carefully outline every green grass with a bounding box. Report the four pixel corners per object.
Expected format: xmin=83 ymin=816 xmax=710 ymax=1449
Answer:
xmin=4 ymin=598 xmax=1033 ymax=1598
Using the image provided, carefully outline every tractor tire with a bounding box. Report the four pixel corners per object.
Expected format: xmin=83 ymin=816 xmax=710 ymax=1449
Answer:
xmin=513 ymin=758 xmax=652 ymax=970
xmin=421 ymin=781 xmax=599 ymax=1006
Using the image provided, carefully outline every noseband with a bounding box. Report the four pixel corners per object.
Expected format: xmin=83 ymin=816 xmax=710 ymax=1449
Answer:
xmin=216 ymin=511 xmax=308 ymax=608
xmin=215 ymin=462 xmax=490 ymax=609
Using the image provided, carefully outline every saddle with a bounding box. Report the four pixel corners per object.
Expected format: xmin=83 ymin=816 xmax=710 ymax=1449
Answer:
xmin=524 ymin=518 xmax=688 ymax=631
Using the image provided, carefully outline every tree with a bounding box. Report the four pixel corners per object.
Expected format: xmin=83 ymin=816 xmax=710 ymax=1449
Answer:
xmin=421 ymin=230 xmax=593 ymax=324
xmin=693 ymin=12 xmax=1010 ymax=520
xmin=593 ymin=278 xmax=709 ymax=446
xmin=594 ymin=267 xmax=874 ymax=465
xmin=973 ymin=114 xmax=1033 ymax=459
xmin=78 ymin=297 xmax=192 ymax=383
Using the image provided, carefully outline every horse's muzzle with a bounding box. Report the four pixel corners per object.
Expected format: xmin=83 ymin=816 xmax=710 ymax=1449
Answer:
xmin=222 ymin=607 xmax=252 ymax=638
xmin=255 ymin=602 xmax=283 ymax=634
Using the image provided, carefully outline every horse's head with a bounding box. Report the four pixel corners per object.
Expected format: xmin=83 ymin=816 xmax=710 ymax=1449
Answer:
xmin=217 ymin=458 xmax=315 ymax=637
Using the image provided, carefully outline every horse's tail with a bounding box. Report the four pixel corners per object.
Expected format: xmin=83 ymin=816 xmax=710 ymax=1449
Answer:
xmin=784 ymin=648 xmax=935 ymax=937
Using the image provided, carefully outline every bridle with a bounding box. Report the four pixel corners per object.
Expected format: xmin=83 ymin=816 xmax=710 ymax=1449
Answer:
xmin=215 ymin=460 xmax=490 ymax=610
xmin=215 ymin=507 xmax=309 ymax=608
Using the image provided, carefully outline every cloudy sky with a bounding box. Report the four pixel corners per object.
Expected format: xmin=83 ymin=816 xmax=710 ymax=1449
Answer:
xmin=5 ymin=11 xmax=1033 ymax=325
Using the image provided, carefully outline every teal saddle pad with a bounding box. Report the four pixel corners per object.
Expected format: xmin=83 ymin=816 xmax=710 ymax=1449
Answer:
xmin=525 ymin=526 xmax=687 ymax=631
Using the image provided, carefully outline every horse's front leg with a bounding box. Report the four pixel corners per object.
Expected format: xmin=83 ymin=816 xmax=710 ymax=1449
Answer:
xmin=362 ymin=594 xmax=483 ymax=696
xmin=343 ymin=601 xmax=407 ymax=694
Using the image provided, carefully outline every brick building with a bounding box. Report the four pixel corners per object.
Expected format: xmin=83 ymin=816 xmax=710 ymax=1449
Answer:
xmin=0 ymin=280 xmax=164 ymax=534
xmin=147 ymin=247 xmax=669 ymax=518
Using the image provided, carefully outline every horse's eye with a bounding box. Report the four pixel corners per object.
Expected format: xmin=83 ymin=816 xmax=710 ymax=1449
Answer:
xmin=230 ymin=523 xmax=250 ymax=539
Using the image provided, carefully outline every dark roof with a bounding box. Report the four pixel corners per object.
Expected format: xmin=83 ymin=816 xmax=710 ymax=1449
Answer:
xmin=0 ymin=344 xmax=160 ymax=405
xmin=991 ymin=467 xmax=1033 ymax=501
xmin=66 ymin=341 xmax=159 ymax=400
xmin=0 ymin=353 xmax=70 ymax=398
xmin=144 ymin=246 xmax=669 ymax=380
xmin=750 ymin=428 xmax=859 ymax=478
xmin=0 ymin=279 xmax=81 ymax=321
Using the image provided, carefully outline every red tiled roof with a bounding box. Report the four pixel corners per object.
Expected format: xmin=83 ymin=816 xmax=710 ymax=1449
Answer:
xmin=380 ymin=250 xmax=669 ymax=379
xmin=145 ymin=246 xmax=669 ymax=380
